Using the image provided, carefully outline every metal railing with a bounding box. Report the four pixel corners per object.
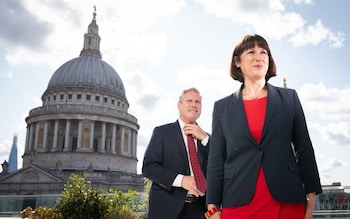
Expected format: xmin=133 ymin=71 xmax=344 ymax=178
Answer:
xmin=313 ymin=210 xmax=350 ymax=218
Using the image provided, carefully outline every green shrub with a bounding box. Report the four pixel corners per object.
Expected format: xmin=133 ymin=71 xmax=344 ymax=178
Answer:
xmin=140 ymin=178 xmax=151 ymax=213
xmin=21 ymin=206 xmax=34 ymax=218
xmin=34 ymin=206 xmax=62 ymax=219
xmin=21 ymin=173 xmax=145 ymax=219
xmin=55 ymin=173 xmax=109 ymax=219
xmin=106 ymin=189 xmax=141 ymax=219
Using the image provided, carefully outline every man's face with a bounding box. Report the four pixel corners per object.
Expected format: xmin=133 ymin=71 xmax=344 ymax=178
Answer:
xmin=178 ymin=91 xmax=202 ymax=124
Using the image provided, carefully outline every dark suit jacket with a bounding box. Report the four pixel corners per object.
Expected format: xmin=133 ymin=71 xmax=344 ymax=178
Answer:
xmin=142 ymin=120 xmax=209 ymax=219
xmin=206 ymin=83 xmax=322 ymax=208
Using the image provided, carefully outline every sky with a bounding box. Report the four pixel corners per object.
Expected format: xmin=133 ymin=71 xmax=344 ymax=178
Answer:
xmin=0 ymin=0 xmax=349 ymax=186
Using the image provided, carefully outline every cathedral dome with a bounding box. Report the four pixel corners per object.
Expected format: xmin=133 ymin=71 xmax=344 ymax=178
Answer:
xmin=24 ymin=8 xmax=140 ymax=177
xmin=17 ymin=8 xmax=142 ymax=202
xmin=43 ymin=8 xmax=126 ymax=102
xmin=45 ymin=55 xmax=126 ymax=100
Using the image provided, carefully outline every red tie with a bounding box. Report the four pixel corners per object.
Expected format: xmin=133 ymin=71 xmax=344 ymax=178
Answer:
xmin=187 ymin=134 xmax=207 ymax=193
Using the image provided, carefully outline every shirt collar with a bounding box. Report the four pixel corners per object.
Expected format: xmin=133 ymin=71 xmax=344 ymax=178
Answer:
xmin=178 ymin=118 xmax=185 ymax=134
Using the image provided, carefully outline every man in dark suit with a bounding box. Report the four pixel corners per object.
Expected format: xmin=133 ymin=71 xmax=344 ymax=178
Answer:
xmin=142 ymin=87 xmax=210 ymax=219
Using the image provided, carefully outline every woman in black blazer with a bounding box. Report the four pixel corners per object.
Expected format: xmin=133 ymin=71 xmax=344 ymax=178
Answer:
xmin=205 ymin=34 xmax=322 ymax=219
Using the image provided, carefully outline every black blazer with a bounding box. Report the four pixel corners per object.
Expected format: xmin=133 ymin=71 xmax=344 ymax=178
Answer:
xmin=142 ymin=120 xmax=209 ymax=219
xmin=206 ymin=83 xmax=322 ymax=208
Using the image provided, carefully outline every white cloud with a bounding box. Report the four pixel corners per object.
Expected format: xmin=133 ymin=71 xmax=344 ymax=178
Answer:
xmin=298 ymin=83 xmax=350 ymax=185
xmin=294 ymin=82 xmax=350 ymax=185
xmin=317 ymin=156 xmax=350 ymax=185
xmin=4 ymin=0 xmax=185 ymax=68
xmin=289 ymin=20 xmax=345 ymax=48
xmin=103 ymin=32 xmax=168 ymax=68
xmin=327 ymin=31 xmax=346 ymax=49
xmin=195 ymin=0 xmax=344 ymax=47
xmin=121 ymin=69 xmax=177 ymax=121
xmin=299 ymin=82 xmax=350 ymax=120
xmin=298 ymin=83 xmax=350 ymax=149
xmin=309 ymin=120 xmax=350 ymax=146
xmin=0 ymin=0 xmax=52 ymax=50
xmin=293 ymin=0 xmax=313 ymax=5
xmin=7 ymin=71 xmax=13 ymax=79
xmin=119 ymin=68 xmax=178 ymax=145
xmin=2 ymin=0 xmax=345 ymax=69
xmin=323 ymin=122 xmax=350 ymax=145
xmin=176 ymin=65 xmax=234 ymax=92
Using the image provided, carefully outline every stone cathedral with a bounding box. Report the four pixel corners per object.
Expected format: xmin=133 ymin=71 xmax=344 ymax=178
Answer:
xmin=0 ymin=9 xmax=143 ymax=212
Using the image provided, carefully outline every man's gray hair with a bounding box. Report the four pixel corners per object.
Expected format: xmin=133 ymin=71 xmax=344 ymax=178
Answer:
xmin=178 ymin=87 xmax=201 ymax=103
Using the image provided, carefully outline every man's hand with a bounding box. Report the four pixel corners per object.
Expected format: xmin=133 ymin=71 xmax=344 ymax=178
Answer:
xmin=181 ymin=175 xmax=205 ymax=197
xmin=183 ymin=124 xmax=207 ymax=141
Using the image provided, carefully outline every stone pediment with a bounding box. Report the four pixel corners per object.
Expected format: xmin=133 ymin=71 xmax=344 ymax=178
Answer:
xmin=0 ymin=164 xmax=62 ymax=183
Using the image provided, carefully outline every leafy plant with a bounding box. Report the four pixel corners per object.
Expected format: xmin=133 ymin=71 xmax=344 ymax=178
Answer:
xmin=21 ymin=173 xmax=145 ymax=219
xmin=140 ymin=178 xmax=151 ymax=213
xmin=55 ymin=173 xmax=109 ymax=219
xmin=106 ymin=189 xmax=142 ymax=219
xmin=21 ymin=206 xmax=34 ymax=218
xmin=34 ymin=206 xmax=62 ymax=219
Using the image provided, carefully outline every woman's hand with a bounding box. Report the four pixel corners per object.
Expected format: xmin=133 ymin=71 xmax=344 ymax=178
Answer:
xmin=206 ymin=204 xmax=221 ymax=219
xmin=305 ymin=192 xmax=316 ymax=219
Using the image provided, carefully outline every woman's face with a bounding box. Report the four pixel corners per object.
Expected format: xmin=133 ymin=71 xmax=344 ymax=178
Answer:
xmin=236 ymin=44 xmax=269 ymax=81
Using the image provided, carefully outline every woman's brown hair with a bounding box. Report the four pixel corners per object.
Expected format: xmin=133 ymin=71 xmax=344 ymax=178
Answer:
xmin=230 ymin=34 xmax=277 ymax=82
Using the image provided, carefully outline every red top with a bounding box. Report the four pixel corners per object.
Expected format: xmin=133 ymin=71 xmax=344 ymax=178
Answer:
xmin=221 ymin=96 xmax=305 ymax=219
xmin=243 ymin=97 xmax=267 ymax=143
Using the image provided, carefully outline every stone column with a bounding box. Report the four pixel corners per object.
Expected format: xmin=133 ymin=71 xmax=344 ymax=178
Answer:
xmin=89 ymin=121 xmax=95 ymax=151
xmin=77 ymin=120 xmax=82 ymax=150
xmin=120 ymin=127 xmax=125 ymax=154
xmin=52 ymin=120 xmax=59 ymax=152
xmin=127 ymin=128 xmax=131 ymax=155
xmin=64 ymin=119 xmax=70 ymax=152
xmin=101 ymin=122 xmax=106 ymax=153
xmin=132 ymin=130 xmax=137 ymax=157
xmin=28 ymin=124 xmax=34 ymax=151
xmin=43 ymin=121 xmax=48 ymax=151
xmin=130 ymin=130 xmax=134 ymax=157
xmin=111 ymin=124 xmax=116 ymax=154
xmin=34 ymin=123 xmax=39 ymax=150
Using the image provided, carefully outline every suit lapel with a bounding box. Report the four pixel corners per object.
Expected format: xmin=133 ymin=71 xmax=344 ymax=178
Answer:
xmin=171 ymin=121 xmax=189 ymax=163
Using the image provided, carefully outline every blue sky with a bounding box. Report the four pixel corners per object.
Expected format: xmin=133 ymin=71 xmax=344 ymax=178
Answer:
xmin=0 ymin=0 xmax=349 ymax=186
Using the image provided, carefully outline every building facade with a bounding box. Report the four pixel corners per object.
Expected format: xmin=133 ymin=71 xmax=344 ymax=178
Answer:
xmin=0 ymin=9 xmax=143 ymax=215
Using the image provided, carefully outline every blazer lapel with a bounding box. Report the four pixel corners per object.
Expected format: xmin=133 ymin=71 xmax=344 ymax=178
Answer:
xmin=261 ymin=83 xmax=279 ymax=143
xmin=230 ymin=87 xmax=260 ymax=145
